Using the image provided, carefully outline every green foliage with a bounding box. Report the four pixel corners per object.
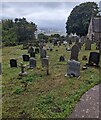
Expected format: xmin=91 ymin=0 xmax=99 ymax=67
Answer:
xmin=66 ymin=2 xmax=99 ymax=36
xmin=2 ymin=17 xmax=37 ymax=46
xmin=13 ymin=87 xmax=23 ymax=94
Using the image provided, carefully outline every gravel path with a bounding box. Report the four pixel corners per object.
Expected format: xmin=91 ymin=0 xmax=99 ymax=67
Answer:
xmin=69 ymin=84 xmax=101 ymax=118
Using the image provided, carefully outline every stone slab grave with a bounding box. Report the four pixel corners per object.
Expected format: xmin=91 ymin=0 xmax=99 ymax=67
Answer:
xmin=29 ymin=58 xmax=36 ymax=68
xmin=85 ymin=38 xmax=92 ymax=50
xmin=86 ymin=52 xmax=100 ymax=67
xmin=10 ymin=59 xmax=17 ymax=67
xmin=59 ymin=56 xmax=65 ymax=62
xmin=41 ymin=57 xmax=49 ymax=75
xmin=22 ymin=54 xmax=30 ymax=62
xmin=66 ymin=60 xmax=80 ymax=77
xmin=70 ymin=44 xmax=79 ymax=61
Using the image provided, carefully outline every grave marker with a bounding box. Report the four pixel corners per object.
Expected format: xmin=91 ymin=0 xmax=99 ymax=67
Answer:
xmin=70 ymin=44 xmax=79 ymax=61
xmin=29 ymin=58 xmax=36 ymax=68
xmin=10 ymin=59 xmax=17 ymax=67
xmin=67 ymin=60 xmax=80 ymax=77
xmin=22 ymin=55 xmax=29 ymax=61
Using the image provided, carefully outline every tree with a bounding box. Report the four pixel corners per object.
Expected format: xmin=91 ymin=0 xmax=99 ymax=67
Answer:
xmin=66 ymin=2 xmax=99 ymax=36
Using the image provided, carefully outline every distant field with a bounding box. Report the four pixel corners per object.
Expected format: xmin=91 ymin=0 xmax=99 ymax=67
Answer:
xmin=2 ymin=43 xmax=101 ymax=118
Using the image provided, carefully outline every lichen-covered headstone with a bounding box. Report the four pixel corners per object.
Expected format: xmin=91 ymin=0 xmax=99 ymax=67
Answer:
xmin=67 ymin=60 xmax=80 ymax=77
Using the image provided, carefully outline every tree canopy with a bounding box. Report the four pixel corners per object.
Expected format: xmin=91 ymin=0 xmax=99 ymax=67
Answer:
xmin=2 ymin=17 xmax=37 ymax=46
xmin=66 ymin=2 xmax=99 ymax=36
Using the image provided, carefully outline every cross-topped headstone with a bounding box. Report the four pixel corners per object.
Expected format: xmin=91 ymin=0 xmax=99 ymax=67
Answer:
xmin=70 ymin=44 xmax=79 ymax=61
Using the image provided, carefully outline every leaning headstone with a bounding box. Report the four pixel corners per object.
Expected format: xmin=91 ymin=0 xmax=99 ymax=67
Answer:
xmin=59 ymin=56 xmax=65 ymax=62
xmin=67 ymin=60 xmax=80 ymax=77
xmin=10 ymin=59 xmax=17 ymax=67
xmin=22 ymin=55 xmax=29 ymax=61
xmin=0 ymin=63 xmax=2 ymax=75
xmin=85 ymin=39 xmax=92 ymax=50
xmin=88 ymin=52 xmax=100 ymax=66
xmin=29 ymin=58 xmax=36 ymax=68
xmin=70 ymin=44 xmax=79 ymax=61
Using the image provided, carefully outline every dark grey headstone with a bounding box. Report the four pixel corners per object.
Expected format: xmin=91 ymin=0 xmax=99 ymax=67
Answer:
xmin=29 ymin=58 xmax=36 ymax=68
xmin=85 ymin=39 xmax=92 ymax=50
xmin=40 ymin=48 xmax=47 ymax=58
xmin=28 ymin=46 xmax=34 ymax=54
xmin=10 ymin=59 xmax=17 ymax=67
xmin=22 ymin=55 xmax=29 ymax=61
xmin=67 ymin=60 xmax=80 ymax=77
xmin=88 ymin=52 xmax=100 ymax=66
xmin=35 ymin=48 xmax=39 ymax=54
xmin=42 ymin=58 xmax=49 ymax=67
xmin=70 ymin=44 xmax=79 ymax=61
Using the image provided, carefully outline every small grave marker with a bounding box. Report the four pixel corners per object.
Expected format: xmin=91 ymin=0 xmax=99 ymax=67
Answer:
xmin=22 ymin=55 xmax=29 ymax=62
xmin=29 ymin=58 xmax=36 ymax=68
xmin=10 ymin=59 xmax=17 ymax=67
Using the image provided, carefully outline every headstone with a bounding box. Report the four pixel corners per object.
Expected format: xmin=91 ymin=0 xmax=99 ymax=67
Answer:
xmin=85 ymin=39 xmax=92 ymax=50
xmin=41 ymin=58 xmax=49 ymax=75
xmin=30 ymin=52 xmax=35 ymax=58
xmin=59 ymin=56 xmax=65 ymax=62
xmin=22 ymin=55 xmax=29 ymax=61
xmin=70 ymin=44 xmax=79 ymax=61
xmin=88 ymin=52 xmax=100 ymax=66
xmin=41 ymin=58 xmax=49 ymax=67
xmin=0 ymin=63 xmax=2 ymax=75
xmin=28 ymin=46 xmax=34 ymax=54
xmin=10 ymin=59 xmax=17 ymax=67
xmin=76 ymin=42 xmax=82 ymax=50
xmin=40 ymin=48 xmax=47 ymax=58
xmin=29 ymin=58 xmax=36 ymax=68
xmin=67 ymin=60 xmax=80 ymax=77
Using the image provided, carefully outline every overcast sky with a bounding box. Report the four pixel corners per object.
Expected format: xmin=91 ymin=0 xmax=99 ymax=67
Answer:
xmin=1 ymin=0 xmax=100 ymax=31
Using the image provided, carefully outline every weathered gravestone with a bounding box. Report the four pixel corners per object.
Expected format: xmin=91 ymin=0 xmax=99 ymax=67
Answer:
xmin=88 ymin=52 xmax=100 ymax=66
xmin=10 ymin=59 xmax=17 ymax=67
xmin=22 ymin=55 xmax=29 ymax=62
xmin=0 ymin=63 xmax=1 ymax=75
xmin=59 ymin=56 xmax=65 ymax=62
xmin=29 ymin=58 xmax=36 ymax=68
xmin=67 ymin=60 xmax=80 ymax=77
xmin=70 ymin=44 xmax=79 ymax=61
xmin=41 ymin=58 xmax=49 ymax=75
xmin=40 ymin=48 xmax=47 ymax=58
xmin=85 ymin=38 xmax=92 ymax=50
xmin=76 ymin=42 xmax=82 ymax=50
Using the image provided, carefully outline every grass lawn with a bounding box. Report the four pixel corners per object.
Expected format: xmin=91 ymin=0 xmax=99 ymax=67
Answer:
xmin=2 ymin=43 xmax=101 ymax=118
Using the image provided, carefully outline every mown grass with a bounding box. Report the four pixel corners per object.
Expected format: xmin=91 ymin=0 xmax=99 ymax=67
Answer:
xmin=2 ymin=42 xmax=101 ymax=119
